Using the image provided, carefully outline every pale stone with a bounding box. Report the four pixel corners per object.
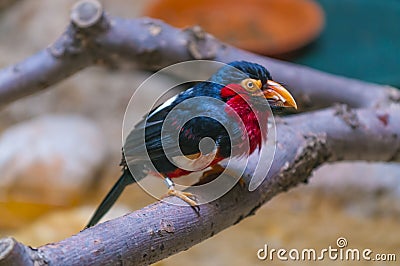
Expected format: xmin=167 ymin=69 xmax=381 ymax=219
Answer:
xmin=0 ymin=115 xmax=107 ymax=205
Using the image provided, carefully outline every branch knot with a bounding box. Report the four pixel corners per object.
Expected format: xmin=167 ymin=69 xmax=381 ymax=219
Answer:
xmin=185 ymin=26 xmax=218 ymax=60
xmin=71 ymin=0 xmax=103 ymax=28
xmin=334 ymin=104 xmax=360 ymax=129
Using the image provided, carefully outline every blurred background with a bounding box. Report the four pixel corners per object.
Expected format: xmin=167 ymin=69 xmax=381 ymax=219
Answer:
xmin=0 ymin=0 xmax=399 ymax=265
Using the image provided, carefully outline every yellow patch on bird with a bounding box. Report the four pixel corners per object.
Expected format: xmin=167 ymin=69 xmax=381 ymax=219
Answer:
xmin=172 ymin=148 xmax=218 ymax=172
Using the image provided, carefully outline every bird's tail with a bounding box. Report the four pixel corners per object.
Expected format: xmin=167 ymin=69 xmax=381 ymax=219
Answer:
xmin=85 ymin=167 xmax=137 ymax=228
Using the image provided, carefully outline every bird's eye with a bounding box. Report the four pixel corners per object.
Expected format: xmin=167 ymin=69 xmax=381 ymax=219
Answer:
xmin=241 ymin=78 xmax=261 ymax=92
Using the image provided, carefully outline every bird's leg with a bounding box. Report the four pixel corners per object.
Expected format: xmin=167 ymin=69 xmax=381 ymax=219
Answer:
xmin=200 ymin=164 xmax=246 ymax=187
xmin=163 ymin=177 xmax=197 ymax=207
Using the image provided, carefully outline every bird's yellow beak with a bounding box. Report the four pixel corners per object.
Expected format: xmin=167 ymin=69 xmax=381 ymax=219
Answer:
xmin=263 ymin=80 xmax=297 ymax=109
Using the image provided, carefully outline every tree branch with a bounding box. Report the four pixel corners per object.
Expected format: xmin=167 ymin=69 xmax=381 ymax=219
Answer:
xmin=0 ymin=0 xmax=399 ymax=265
xmin=0 ymin=0 xmax=398 ymax=109
xmin=1 ymin=107 xmax=399 ymax=265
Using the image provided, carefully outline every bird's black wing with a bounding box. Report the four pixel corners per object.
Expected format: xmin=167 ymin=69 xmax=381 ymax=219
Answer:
xmin=123 ymin=93 xmax=242 ymax=167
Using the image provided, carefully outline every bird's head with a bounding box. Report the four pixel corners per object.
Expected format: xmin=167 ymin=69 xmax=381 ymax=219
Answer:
xmin=210 ymin=61 xmax=297 ymax=110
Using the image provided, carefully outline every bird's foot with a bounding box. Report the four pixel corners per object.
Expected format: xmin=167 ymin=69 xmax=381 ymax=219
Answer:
xmin=237 ymin=177 xmax=246 ymax=188
xmin=165 ymin=188 xmax=197 ymax=207
xmin=200 ymin=164 xmax=246 ymax=187
xmin=162 ymin=177 xmax=198 ymax=209
xmin=200 ymin=164 xmax=225 ymax=182
xmin=199 ymin=164 xmax=228 ymax=185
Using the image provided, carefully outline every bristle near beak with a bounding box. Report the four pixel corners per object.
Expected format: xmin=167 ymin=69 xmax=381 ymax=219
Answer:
xmin=264 ymin=80 xmax=297 ymax=109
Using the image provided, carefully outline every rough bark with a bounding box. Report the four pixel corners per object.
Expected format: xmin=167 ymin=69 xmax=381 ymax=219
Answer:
xmin=0 ymin=0 xmax=399 ymax=265
xmin=1 ymin=107 xmax=399 ymax=265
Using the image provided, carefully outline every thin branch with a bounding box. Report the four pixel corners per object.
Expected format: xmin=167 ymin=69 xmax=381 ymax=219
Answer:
xmin=0 ymin=0 xmax=398 ymax=109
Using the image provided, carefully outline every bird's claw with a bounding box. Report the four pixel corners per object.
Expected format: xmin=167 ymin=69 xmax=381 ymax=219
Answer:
xmin=238 ymin=177 xmax=246 ymax=188
xmin=201 ymin=164 xmax=246 ymax=188
xmin=164 ymin=188 xmax=198 ymax=207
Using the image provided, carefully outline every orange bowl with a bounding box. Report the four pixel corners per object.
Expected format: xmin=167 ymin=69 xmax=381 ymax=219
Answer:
xmin=144 ymin=0 xmax=324 ymax=56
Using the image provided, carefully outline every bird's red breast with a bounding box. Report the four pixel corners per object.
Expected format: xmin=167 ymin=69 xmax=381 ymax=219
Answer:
xmin=222 ymin=84 xmax=268 ymax=155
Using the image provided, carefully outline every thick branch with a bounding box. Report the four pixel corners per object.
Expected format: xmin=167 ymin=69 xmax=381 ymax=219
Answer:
xmin=96 ymin=18 xmax=400 ymax=110
xmin=1 ymin=106 xmax=399 ymax=265
xmin=0 ymin=0 xmax=398 ymax=109
xmin=0 ymin=238 xmax=35 ymax=266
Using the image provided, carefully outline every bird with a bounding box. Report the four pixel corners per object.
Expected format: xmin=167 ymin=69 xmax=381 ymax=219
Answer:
xmin=85 ymin=61 xmax=297 ymax=228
